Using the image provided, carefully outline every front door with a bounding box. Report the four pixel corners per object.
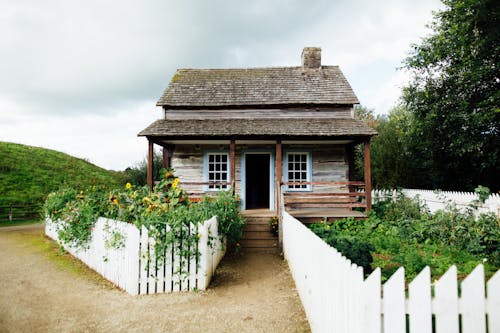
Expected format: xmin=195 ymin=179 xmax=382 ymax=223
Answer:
xmin=245 ymin=154 xmax=270 ymax=209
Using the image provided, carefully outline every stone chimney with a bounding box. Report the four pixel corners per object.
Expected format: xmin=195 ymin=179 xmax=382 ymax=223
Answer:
xmin=301 ymin=47 xmax=321 ymax=68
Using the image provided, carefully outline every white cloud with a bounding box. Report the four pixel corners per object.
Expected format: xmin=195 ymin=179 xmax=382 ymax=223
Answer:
xmin=0 ymin=0 xmax=443 ymax=169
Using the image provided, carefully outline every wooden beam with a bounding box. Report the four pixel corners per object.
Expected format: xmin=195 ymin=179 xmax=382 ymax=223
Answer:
xmin=162 ymin=147 xmax=169 ymax=169
xmin=147 ymin=140 xmax=154 ymax=191
xmin=364 ymin=139 xmax=372 ymax=211
xmin=346 ymin=143 xmax=356 ymax=192
xmin=275 ymin=140 xmax=282 ymax=209
xmin=229 ymin=140 xmax=235 ymax=193
xmin=275 ymin=140 xmax=283 ymax=247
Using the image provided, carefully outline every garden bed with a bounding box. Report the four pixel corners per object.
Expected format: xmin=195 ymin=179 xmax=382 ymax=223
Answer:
xmin=309 ymin=193 xmax=499 ymax=281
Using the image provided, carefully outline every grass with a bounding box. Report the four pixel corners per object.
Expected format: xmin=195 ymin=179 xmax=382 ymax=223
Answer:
xmin=5 ymin=222 xmax=115 ymax=289
xmin=0 ymin=141 xmax=125 ymax=207
xmin=0 ymin=219 xmax=43 ymax=228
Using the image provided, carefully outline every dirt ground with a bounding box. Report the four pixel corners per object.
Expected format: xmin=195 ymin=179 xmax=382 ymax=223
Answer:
xmin=0 ymin=223 xmax=310 ymax=333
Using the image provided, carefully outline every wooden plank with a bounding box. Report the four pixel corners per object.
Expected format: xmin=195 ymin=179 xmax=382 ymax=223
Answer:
xmin=364 ymin=140 xmax=372 ymax=211
xmin=487 ymin=270 xmax=500 ymax=333
xmin=434 ymin=265 xmax=459 ymax=332
xmin=285 ymin=197 xmax=357 ymax=204
xmin=461 ymin=264 xmax=486 ymax=333
xmin=383 ymin=267 xmax=405 ymax=333
xmin=284 ymin=192 xmax=366 ymax=197
xmin=285 ymin=203 xmax=367 ymax=208
xmin=283 ymin=181 xmax=365 ymax=186
xmin=408 ymin=266 xmax=432 ymax=333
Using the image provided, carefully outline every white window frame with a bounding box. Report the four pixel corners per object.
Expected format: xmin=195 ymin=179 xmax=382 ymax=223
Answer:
xmin=284 ymin=151 xmax=312 ymax=191
xmin=204 ymin=151 xmax=230 ymax=191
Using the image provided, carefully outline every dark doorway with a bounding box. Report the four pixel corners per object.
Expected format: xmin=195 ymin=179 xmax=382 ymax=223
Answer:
xmin=245 ymin=154 xmax=270 ymax=209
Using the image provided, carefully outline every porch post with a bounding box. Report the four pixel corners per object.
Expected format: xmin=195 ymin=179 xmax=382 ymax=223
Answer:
xmin=346 ymin=143 xmax=356 ymax=192
xmin=147 ymin=140 xmax=154 ymax=191
xmin=162 ymin=147 xmax=169 ymax=169
xmin=275 ymin=140 xmax=283 ymax=245
xmin=162 ymin=145 xmax=174 ymax=169
xmin=229 ymin=140 xmax=235 ymax=194
xmin=363 ymin=139 xmax=372 ymax=211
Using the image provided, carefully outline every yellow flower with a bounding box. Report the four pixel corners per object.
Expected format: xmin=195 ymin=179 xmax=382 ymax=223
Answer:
xmin=112 ymin=198 xmax=119 ymax=205
xmin=125 ymin=182 xmax=132 ymax=189
xmin=172 ymin=178 xmax=179 ymax=189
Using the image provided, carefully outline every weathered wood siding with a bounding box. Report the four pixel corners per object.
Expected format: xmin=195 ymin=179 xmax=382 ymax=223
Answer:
xmin=171 ymin=143 xmax=349 ymax=196
xmin=284 ymin=144 xmax=348 ymax=193
xmin=165 ymin=107 xmax=353 ymax=120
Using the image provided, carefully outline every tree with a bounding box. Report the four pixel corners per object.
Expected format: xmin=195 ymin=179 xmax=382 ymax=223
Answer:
xmin=123 ymin=151 xmax=163 ymax=186
xmin=402 ymin=0 xmax=500 ymax=191
xmin=354 ymin=106 xmax=415 ymax=189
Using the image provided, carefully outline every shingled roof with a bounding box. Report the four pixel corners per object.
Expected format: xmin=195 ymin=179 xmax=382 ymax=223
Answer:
xmin=138 ymin=118 xmax=376 ymax=139
xmin=156 ymin=66 xmax=359 ymax=107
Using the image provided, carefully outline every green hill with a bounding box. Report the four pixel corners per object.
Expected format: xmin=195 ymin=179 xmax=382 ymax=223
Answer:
xmin=0 ymin=142 xmax=124 ymax=207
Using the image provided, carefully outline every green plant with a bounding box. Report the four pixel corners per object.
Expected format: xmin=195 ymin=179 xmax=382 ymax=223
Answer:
xmin=269 ymin=216 xmax=279 ymax=237
xmin=43 ymin=169 xmax=245 ymax=275
xmin=309 ymin=193 xmax=500 ymax=281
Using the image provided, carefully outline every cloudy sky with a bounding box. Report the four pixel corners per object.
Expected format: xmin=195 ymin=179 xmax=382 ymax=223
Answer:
xmin=0 ymin=0 xmax=442 ymax=170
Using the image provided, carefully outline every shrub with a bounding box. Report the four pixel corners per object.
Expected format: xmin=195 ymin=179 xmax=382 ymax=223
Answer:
xmin=309 ymin=222 xmax=375 ymax=274
xmin=43 ymin=169 xmax=245 ymax=257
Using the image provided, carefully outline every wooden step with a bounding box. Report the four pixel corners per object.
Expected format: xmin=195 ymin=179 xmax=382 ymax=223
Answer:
xmin=241 ymin=215 xmax=278 ymax=251
xmin=240 ymin=238 xmax=278 ymax=248
xmin=243 ymin=217 xmax=272 ymax=224
xmin=243 ymin=223 xmax=273 ymax=232
xmin=242 ymin=230 xmax=276 ymax=239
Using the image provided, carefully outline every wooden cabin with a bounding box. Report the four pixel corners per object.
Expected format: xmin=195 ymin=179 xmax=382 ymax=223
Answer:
xmin=139 ymin=47 xmax=377 ymax=250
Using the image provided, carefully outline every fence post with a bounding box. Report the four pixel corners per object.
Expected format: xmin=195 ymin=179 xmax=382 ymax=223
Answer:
xmin=8 ymin=205 xmax=12 ymax=222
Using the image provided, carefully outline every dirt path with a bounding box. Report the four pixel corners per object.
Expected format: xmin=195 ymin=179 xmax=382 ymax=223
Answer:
xmin=0 ymin=223 xmax=310 ymax=333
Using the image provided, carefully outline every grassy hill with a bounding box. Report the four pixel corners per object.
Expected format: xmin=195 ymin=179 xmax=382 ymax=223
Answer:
xmin=0 ymin=142 xmax=124 ymax=207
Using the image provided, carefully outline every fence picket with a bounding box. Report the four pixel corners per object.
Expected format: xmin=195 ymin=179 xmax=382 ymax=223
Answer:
xmin=408 ymin=266 xmax=431 ymax=333
xmin=189 ymin=223 xmax=198 ymax=291
xmin=383 ymin=267 xmax=406 ymax=333
xmin=461 ymin=264 xmax=486 ymax=333
xmin=487 ymin=270 xmax=500 ymax=333
xmin=434 ymin=265 xmax=459 ymax=332
xmin=362 ymin=268 xmax=381 ymax=333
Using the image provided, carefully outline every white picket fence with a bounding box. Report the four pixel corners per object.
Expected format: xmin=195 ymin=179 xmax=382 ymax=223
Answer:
xmin=373 ymin=189 xmax=500 ymax=216
xmin=45 ymin=216 xmax=225 ymax=295
xmin=282 ymin=212 xmax=500 ymax=333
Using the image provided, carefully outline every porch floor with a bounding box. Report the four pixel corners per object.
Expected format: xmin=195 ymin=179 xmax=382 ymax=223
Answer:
xmin=241 ymin=209 xmax=276 ymax=218
xmin=241 ymin=208 xmax=366 ymax=219
xmin=287 ymin=208 xmax=366 ymax=219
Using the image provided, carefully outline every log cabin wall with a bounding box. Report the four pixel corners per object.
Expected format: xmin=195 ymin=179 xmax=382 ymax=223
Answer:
xmin=170 ymin=143 xmax=349 ymax=198
xmin=164 ymin=107 xmax=353 ymax=120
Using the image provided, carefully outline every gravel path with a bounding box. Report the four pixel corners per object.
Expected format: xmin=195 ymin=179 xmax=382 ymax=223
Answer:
xmin=0 ymin=223 xmax=310 ymax=333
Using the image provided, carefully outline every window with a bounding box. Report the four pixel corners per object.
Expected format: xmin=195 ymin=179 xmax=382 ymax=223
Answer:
xmin=206 ymin=152 xmax=229 ymax=190
xmin=286 ymin=152 xmax=311 ymax=190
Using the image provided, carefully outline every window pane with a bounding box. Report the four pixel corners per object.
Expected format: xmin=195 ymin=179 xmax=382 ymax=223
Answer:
xmin=221 ymin=155 xmax=227 ymax=163
xmin=209 ymin=155 xmax=214 ymax=163
xmin=301 ymin=163 xmax=306 ymax=170
xmin=301 ymin=172 xmax=307 ymax=180
xmin=295 ymin=172 xmax=301 ymax=180
xmin=221 ymin=163 xmax=227 ymax=171
xmin=215 ymin=164 xmax=220 ymax=171
xmin=288 ymin=172 xmax=293 ymax=180
xmin=221 ymin=173 xmax=227 ymax=181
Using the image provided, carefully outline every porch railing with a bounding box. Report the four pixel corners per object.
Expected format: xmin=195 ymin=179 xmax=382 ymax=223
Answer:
xmin=280 ymin=181 xmax=368 ymax=212
xmin=180 ymin=181 xmax=235 ymax=202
